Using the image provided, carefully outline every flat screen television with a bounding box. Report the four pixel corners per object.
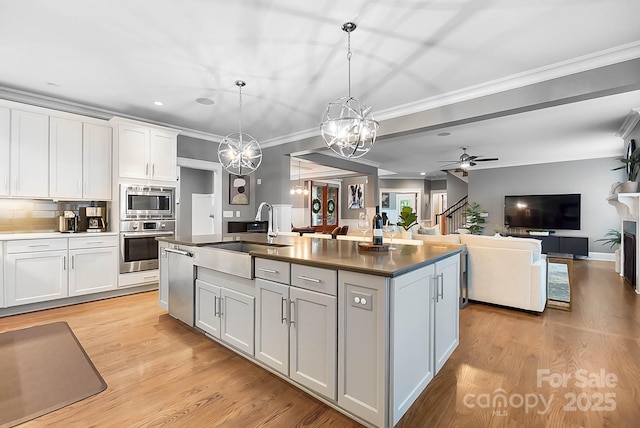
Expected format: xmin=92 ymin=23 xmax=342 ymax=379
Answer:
xmin=504 ymin=194 xmax=581 ymax=230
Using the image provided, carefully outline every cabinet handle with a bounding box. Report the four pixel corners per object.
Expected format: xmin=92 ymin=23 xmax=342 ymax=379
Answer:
xmin=219 ymin=296 xmax=224 ymax=317
xmin=281 ymin=297 xmax=287 ymax=324
xmin=145 ymin=163 xmax=149 ymax=176
xmin=296 ymin=275 xmax=321 ymax=283
xmin=289 ymin=300 xmax=295 ymax=326
xmin=28 ymin=244 xmax=50 ymax=248
xmin=152 ymin=164 xmax=155 ymax=177
xmin=259 ymin=268 xmax=278 ymax=274
xmin=143 ymin=275 xmax=157 ymax=281
xmin=63 ymin=256 xmax=66 ymax=271
xmin=86 ymin=241 xmax=103 ymax=245
xmin=71 ymin=255 xmax=75 ymax=270
xmin=438 ymin=273 xmax=444 ymax=301
xmin=214 ymin=296 xmax=218 ymax=316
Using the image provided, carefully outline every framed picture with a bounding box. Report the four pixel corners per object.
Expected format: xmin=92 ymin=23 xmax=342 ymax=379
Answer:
xmin=381 ymin=192 xmax=390 ymax=208
xmin=229 ymin=175 xmax=249 ymax=205
xmin=348 ymin=183 xmax=364 ymax=209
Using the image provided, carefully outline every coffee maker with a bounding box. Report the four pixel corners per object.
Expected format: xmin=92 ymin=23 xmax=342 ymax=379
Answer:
xmin=80 ymin=207 xmax=107 ymax=232
xmin=58 ymin=211 xmax=78 ymax=233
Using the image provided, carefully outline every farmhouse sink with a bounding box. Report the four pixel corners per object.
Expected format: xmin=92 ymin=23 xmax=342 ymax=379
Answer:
xmin=194 ymin=241 xmax=290 ymax=279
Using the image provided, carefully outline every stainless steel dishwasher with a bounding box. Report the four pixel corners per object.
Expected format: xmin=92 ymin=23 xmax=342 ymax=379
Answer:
xmin=165 ymin=245 xmax=195 ymax=326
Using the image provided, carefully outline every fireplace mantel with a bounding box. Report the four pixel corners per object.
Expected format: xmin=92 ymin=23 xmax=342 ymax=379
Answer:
xmin=616 ymin=193 xmax=640 ymax=218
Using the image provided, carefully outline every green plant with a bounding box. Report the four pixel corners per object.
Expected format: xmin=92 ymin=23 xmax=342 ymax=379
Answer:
xmin=612 ymin=146 xmax=640 ymax=181
xmin=595 ymin=229 xmax=621 ymax=249
xmin=397 ymin=206 xmax=418 ymax=231
xmin=464 ymin=202 xmax=487 ymax=235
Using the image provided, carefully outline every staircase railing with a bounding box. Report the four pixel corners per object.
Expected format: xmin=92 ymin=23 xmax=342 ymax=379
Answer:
xmin=435 ymin=196 xmax=468 ymax=235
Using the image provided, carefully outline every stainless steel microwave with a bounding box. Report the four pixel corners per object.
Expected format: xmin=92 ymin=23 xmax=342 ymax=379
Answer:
xmin=120 ymin=184 xmax=175 ymax=220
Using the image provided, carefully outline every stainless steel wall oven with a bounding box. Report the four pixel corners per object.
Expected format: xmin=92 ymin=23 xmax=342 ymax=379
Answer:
xmin=120 ymin=220 xmax=175 ymax=273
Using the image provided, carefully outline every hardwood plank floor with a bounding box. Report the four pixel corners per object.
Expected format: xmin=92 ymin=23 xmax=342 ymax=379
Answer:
xmin=1 ymin=260 xmax=639 ymax=427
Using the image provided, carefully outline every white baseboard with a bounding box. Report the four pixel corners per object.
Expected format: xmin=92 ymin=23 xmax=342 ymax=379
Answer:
xmin=588 ymin=252 xmax=616 ymax=261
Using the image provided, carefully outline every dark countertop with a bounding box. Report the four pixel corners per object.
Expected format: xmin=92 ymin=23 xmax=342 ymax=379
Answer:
xmin=159 ymin=233 xmax=462 ymax=278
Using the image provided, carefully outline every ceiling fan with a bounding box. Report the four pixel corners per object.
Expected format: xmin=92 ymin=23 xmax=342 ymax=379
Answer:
xmin=439 ymin=146 xmax=499 ymax=175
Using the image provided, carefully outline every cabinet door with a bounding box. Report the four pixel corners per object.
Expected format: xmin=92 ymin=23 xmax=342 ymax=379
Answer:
xmin=255 ymin=278 xmax=290 ymax=376
xmin=290 ymin=286 xmax=336 ymax=400
xmin=69 ymin=247 xmax=118 ymax=296
xmin=158 ymin=242 xmax=169 ymax=310
xmin=10 ymin=110 xmax=49 ymax=197
xmin=118 ymin=124 xmax=149 ymax=179
xmin=83 ymin=123 xmax=112 ymax=199
xmin=49 ymin=117 xmax=83 ymax=199
xmin=5 ymin=250 xmax=68 ymax=306
xmin=220 ymin=287 xmax=255 ymax=356
xmin=149 ymin=129 xmax=177 ymax=182
xmin=434 ymin=255 xmax=460 ymax=374
xmin=0 ymin=244 xmax=4 ymax=308
xmin=0 ymin=107 xmax=10 ymax=196
xmin=195 ymin=279 xmax=221 ymax=338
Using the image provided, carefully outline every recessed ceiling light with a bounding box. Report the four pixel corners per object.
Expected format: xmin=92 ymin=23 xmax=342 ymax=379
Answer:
xmin=196 ymin=98 xmax=215 ymax=105
xmin=420 ymin=172 xmax=426 ymax=176
xmin=437 ymin=132 xmax=451 ymax=137
xmin=154 ymin=101 xmax=164 ymax=106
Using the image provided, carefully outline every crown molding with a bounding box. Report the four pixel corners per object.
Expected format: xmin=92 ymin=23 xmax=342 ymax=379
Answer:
xmin=616 ymin=108 xmax=640 ymax=139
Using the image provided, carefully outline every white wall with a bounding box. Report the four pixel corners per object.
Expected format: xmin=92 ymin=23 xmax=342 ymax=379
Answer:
xmin=469 ymin=157 xmax=625 ymax=252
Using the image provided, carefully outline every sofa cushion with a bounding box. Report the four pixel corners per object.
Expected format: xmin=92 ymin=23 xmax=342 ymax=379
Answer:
xmin=413 ymin=234 xmax=461 ymax=244
xmin=417 ymin=225 xmax=441 ymax=235
xmin=459 ymin=234 xmax=542 ymax=261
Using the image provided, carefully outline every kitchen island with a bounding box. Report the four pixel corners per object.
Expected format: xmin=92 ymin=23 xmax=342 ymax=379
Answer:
xmin=158 ymin=233 xmax=462 ymax=428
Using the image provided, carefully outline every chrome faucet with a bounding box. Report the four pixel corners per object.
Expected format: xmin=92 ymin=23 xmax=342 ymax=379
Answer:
xmin=255 ymin=201 xmax=278 ymax=243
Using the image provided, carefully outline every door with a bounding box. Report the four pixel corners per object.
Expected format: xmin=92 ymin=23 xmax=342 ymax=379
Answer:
xmin=432 ymin=191 xmax=447 ymax=221
xmin=434 ymin=255 xmax=460 ymax=373
xmin=118 ymin=124 xmax=149 ymax=179
xmin=0 ymin=107 xmax=11 ymax=196
xmin=10 ymin=109 xmax=49 ymax=197
xmin=220 ymin=288 xmax=255 ymax=355
xmin=289 ymin=287 xmax=337 ymax=400
xmin=69 ymin=247 xmax=118 ymax=296
xmin=83 ymin=123 xmax=112 ymax=199
xmin=310 ymin=182 xmax=339 ymax=233
xmin=396 ymin=193 xmax=419 ymax=220
xmin=49 ymin=116 xmax=83 ymax=199
xmin=192 ymin=193 xmax=215 ymax=235
xmin=255 ymin=278 xmax=290 ymax=375
xmin=196 ymin=279 xmax=221 ymax=337
xmin=5 ymin=250 xmax=68 ymax=306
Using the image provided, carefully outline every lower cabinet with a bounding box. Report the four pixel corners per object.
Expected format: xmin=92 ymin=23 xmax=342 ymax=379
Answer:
xmin=434 ymin=255 xmax=460 ymax=373
xmin=5 ymin=239 xmax=69 ymax=306
xmin=255 ymin=260 xmax=338 ymax=401
xmin=195 ymin=277 xmax=255 ymax=356
xmin=0 ymin=244 xmax=4 ymax=308
xmin=68 ymin=236 xmax=118 ymax=297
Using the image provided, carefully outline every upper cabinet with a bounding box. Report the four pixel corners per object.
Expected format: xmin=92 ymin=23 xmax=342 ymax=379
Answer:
xmin=113 ymin=118 xmax=179 ymax=184
xmin=11 ymin=109 xmax=49 ymax=198
xmin=0 ymin=107 xmax=9 ymax=197
xmin=82 ymin=123 xmax=112 ymax=200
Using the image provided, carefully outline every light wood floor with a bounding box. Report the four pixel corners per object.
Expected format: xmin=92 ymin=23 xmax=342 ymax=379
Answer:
xmin=1 ymin=260 xmax=639 ymax=427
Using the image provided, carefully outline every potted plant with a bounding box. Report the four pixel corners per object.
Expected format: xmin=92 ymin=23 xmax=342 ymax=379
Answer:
xmin=595 ymin=229 xmax=622 ymax=273
xmin=612 ymin=144 xmax=640 ymax=193
xmin=397 ymin=206 xmax=418 ymax=239
xmin=463 ymin=202 xmax=487 ymax=235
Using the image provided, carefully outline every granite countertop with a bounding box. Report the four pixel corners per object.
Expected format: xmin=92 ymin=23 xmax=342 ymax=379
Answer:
xmin=0 ymin=231 xmax=118 ymax=240
xmin=159 ymin=233 xmax=462 ymax=278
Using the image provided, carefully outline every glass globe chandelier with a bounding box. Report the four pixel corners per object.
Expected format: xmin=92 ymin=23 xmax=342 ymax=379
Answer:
xmin=290 ymin=160 xmax=309 ymax=195
xmin=218 ymin=80 xmax=263 ymax=175
xmin=320 ymin=22 xmax=379 ymax=159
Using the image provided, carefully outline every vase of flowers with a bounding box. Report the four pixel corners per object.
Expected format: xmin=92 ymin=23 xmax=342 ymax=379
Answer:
xmin=612 ymin=142 xmax=640 ymax=193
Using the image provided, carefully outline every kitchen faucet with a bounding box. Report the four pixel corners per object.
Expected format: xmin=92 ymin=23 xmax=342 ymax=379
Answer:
xmin=255 ymin=202 xmax=278 ymax=243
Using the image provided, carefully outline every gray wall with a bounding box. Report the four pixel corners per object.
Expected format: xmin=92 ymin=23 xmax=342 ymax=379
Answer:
xmin=468 ymin=157 xmax=625 ymax=252
xmin=342 ymin=176 xmax=375 ymax=219
xmin=446 ymin=173 xmax=468 ymax=206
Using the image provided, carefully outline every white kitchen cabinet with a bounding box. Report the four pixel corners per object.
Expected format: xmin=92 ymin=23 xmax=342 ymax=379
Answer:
xmin=195 ymin=275 xmax=255 ymax=356
xmin=49 ymin=116 xmax=83 ymax=199
xmin=10 ymin=109 xmax=49 ymax=197
xmin=82 ymin=123 xmax=112 ymax=200
xmin=0 ymin=107 xmax=10 ymax=196
xmin=255 ymin=260 xmax=337 ymax=401
xmin=434 ymin=255 xmax=460 ymax=374
xmin=0 ymin=243 xmax=4 ymax=308
xmin=115 ymin=119 xmax=178 ymax=183
xmin=68 ymin=235 xmax=118 ymax=297
xmin=4 ymin=238 xmax=69 ymax=306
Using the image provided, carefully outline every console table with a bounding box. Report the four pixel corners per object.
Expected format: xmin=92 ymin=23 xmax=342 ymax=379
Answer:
xmin=510 ymin=235 xmax=588 ymax=257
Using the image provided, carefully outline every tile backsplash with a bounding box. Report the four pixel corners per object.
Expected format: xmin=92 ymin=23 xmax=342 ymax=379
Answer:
xmin=0 ymin=199 xmax=108 ymax=233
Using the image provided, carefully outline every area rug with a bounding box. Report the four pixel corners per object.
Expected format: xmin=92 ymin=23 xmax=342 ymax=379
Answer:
xmin=0 ymin=322 xmax=107 ymax=427
xmin=548 ymin=262 xmax=570 ymax=302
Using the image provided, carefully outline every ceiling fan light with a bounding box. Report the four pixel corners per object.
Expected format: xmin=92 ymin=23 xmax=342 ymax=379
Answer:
xmin=460 ymin=160 xmax=471 ymax=169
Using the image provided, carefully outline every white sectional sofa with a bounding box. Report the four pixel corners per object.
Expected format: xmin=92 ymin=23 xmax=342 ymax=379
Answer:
xmin=414 ymin=233 xmax=547 ymax=312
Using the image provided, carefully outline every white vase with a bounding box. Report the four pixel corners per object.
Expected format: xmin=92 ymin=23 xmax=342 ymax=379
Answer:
xmin=615 ymin=248 xmax=621 ymax=273
xmin=401 ymin=230 xmax=412 ymax=239
xmin=620 ymin=181 xmax=639 ymax=193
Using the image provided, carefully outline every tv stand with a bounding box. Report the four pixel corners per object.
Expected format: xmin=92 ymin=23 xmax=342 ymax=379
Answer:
xmin=510 ymin=234 xmax=588 ymax=257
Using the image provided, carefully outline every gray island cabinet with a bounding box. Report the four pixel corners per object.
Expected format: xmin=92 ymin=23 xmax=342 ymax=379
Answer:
xmin=158 ymin=234 xmax=461 ymax=428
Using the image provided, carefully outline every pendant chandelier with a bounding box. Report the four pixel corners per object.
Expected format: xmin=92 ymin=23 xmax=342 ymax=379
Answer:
xmin=218 ymin=80 xmax=263 ymax=175
xmin=290 ymin=160 xmax=309 ymax=195
xmin=320 ymin=22 xmax=379 ymax=159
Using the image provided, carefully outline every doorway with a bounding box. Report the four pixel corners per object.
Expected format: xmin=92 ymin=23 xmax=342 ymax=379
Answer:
xmin=176 ymin=158 xmax=223 ymax=236
xmin=431 ymin=191 xmax=447 ymax=222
